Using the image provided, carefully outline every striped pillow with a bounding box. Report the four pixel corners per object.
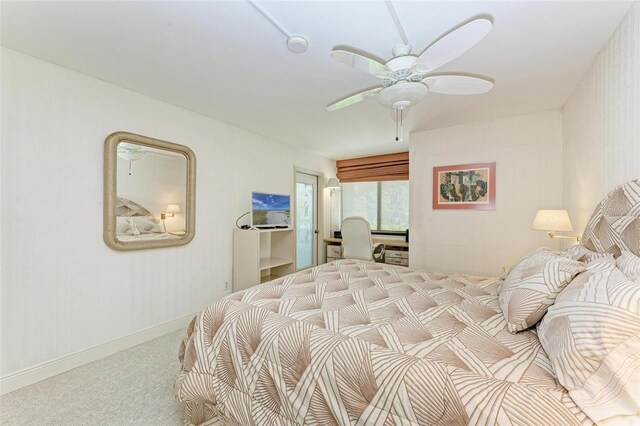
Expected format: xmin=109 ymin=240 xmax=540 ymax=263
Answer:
xmin=130 ymin=215 xmax=164 ymax=234
xmin=116 ymin=217 xmax=139 ymax=236
xmin=617 ymin=251 xmax=640 ymax=280
xmin=537 ymin=257 xmax=640 ymax=425
xmin=564 ymin=244 xmax=610 ymax=263
xmin=499 ymin=248 xmax=585 ymax=333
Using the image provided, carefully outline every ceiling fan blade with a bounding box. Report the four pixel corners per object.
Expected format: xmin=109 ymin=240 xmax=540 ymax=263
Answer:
xmin=414 ymin=18 xmax=492 ymax=73
xmin=422 ymin=75 xmax=493 ymax=95
xmin=326 ymin=87 xmax=382 ymax=111
xmin=331 ymin=49 xmax=391 ymax=78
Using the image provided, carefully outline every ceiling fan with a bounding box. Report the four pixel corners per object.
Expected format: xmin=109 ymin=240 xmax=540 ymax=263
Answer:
xmin=326 ymin=2 xmax=494 ymax=128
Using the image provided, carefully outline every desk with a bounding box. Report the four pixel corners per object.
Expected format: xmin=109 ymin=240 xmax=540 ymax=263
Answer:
xmin=323 ymin=237 xmax=409 ymax=248
xmin=323 ymin=237 xmax=409 ymax=266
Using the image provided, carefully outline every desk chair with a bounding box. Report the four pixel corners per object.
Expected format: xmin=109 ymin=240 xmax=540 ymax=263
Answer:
xmin=340 ymin=216 xmax=385 ymax=261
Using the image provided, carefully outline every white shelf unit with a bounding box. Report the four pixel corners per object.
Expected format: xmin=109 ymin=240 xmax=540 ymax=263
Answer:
xmin=233 ymin=228 xmax=295 ymax=292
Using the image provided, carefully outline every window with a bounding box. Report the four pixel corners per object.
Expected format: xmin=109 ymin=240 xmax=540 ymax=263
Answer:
xmin=341 ymin=180 xmax=409 ymax=232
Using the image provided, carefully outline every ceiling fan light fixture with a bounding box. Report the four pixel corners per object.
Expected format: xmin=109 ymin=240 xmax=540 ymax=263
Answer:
xmin=392 ymin=100 xmax=411 ymax=109
xmin=377 ymin=82 xmax=428 ymax=109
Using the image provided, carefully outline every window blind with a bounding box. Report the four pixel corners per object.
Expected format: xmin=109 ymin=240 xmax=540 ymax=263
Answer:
xmin=336 ymin=151 xmax=409 ymax=183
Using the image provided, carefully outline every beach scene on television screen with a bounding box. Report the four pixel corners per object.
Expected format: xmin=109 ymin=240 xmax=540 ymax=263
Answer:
xmin=438 ymin=168 xmax=489 ymax=204
xmin=253 ymin=193 xmax=291 ymax=226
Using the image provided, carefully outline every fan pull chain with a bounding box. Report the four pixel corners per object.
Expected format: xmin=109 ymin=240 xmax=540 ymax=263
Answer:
xmin=400 ymin=108 xmax=403 ymax=142
xmin=394 ymin=108 xmax=404 ymax=142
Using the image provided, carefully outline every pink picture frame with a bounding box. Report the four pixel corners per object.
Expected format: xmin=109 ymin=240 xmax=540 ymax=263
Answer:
xmin=433 ymin=162 xmax=496 ymax=210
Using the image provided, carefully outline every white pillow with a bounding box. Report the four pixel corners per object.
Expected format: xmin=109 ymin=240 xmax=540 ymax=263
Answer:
xmin=564 ymin=244 xmax=610 ymax=263
xmin=116 ymin=217 xmax=139 ymax=236
xmin=499 ymin=247 xmax=585 ymax=333
xmin=617 ymin=251 xmax=640 ymax=280
xmin=538 ymin=257 xmax=640 ymax=425
xmin=131 ymin=215 xmax=164 ymax=234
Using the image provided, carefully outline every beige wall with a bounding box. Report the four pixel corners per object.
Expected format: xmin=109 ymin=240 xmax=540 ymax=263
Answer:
xmin=563 ymin=2 xmax=640 ymax=230
xmin=409 ymin=110 xmax=564 ymax=276
xmin=0 ymin=48 xmax=334 ymax=375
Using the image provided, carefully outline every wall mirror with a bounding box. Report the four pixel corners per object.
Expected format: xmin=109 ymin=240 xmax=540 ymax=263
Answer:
xmin=104 ymin=132 xmax=196 ymax=251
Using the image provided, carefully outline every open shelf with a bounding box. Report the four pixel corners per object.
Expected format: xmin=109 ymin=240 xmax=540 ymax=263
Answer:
xmin=260 ymin=274 xmax=281 ymax=283
xmin=259 ymin=257 xmax=294 ymax=271
xmin=233 ymin=228 xmax=296 ymax=292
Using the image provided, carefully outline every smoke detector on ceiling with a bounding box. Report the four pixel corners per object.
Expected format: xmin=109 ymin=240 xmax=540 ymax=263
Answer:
xmin=248 ymin=1 xmax=309 ymax=54
xmin=286 ymin=36 xmax=308 ymax=54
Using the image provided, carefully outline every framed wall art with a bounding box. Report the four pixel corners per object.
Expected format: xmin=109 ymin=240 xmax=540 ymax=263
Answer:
xmin=433 ymin=162 xmax=496 ymax=210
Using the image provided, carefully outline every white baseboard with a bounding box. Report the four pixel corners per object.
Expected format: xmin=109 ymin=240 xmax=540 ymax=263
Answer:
xmin=0 ymin=312 xmax=196 ymax=395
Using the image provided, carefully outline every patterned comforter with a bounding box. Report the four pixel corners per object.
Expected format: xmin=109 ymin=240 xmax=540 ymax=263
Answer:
xmin=175 ymin=260 xmax=591 ymax=426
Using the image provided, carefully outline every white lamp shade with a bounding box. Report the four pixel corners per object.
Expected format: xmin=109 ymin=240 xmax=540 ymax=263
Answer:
xmin=166 ymin=204 xmax=181 ymax=214
xmin=327 ymin=178 xmax=340 ymax=188
xmin=532 ymin=209 xmax=573 ymax=232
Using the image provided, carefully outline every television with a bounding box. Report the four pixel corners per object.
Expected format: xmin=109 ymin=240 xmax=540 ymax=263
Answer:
xmin=251 ymin=192 xmax=291 ymax=228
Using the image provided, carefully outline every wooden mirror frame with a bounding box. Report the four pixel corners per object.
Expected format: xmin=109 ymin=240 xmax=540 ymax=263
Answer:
xmin=103 ymin=132 xmax=196 ymax=251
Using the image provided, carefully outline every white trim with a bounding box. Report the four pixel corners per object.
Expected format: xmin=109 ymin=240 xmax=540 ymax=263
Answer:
xmin=0 ymin=312 xmax=196 ymax=395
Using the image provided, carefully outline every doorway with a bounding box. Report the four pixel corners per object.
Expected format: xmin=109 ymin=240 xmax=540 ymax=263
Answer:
xmin=295 ymin=171 xmax=319 ymax=269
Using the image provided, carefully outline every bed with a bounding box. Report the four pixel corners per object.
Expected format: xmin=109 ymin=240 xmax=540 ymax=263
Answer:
xmin=116 ymin=232 xmax=181 ymax=242
xmin=175 ymin=179 xmax=640 ymax=426
xmin=115 ymin=197 xmax=181 ymax=242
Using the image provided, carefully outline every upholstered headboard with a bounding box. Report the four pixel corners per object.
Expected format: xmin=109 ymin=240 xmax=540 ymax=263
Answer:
xmin=116 ymin=197 xmax=152 ymax=217
xmin=581 ymin=178 xmax=640 ymax=257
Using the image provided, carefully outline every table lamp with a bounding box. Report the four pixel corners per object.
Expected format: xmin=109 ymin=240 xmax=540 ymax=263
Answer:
xmin=161 ymin=204 xmax=181 ymax=232
xmin=532 ymin=209 xmax=580 ymax=242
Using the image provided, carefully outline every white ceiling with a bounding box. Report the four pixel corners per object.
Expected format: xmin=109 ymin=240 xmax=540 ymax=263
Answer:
xmin=1 ymin=1 xmax=633 ymax=159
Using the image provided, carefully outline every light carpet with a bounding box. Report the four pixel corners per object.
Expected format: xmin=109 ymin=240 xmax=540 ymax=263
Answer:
xmin=1 ymin=330 xmax=185 ymax=425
